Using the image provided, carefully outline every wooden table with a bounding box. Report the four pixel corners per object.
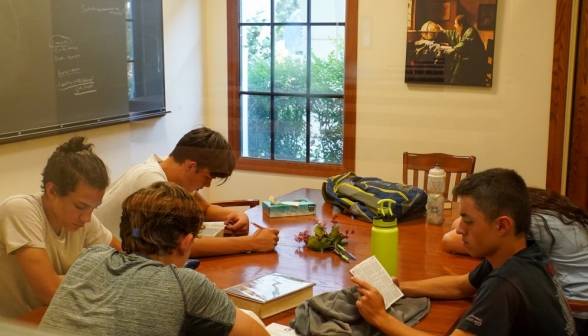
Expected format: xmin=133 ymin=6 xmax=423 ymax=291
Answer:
xmin=15 ymin=188 xmax=478 ymax=335
xmin=199 ymin=188 xmax=479 ymax=335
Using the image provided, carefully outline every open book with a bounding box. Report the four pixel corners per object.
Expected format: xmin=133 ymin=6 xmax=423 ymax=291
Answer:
xmin=350 ymin=255 xmax=403 ymax=309
xmin=198 ymin=221 xmax=225 ymax=238
xmin=224 ymin=273 xmax=315 ymax=319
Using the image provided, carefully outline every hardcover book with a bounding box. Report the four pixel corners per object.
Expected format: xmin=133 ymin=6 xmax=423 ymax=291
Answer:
xmin=224 ymin=273 xmax=315 ymax=319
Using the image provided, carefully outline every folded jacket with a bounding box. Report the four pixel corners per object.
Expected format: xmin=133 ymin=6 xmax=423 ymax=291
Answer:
xmin=290 ymin=286 xmax=430 ymax=336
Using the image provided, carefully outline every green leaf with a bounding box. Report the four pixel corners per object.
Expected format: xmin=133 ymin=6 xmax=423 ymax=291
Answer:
xmin=306 ymin=236 xmax=332 ymax=250
xmin=314 ymin=224 xmax=327 ymax=237
xmin=329 ymin=225 xmax=340 ymax=238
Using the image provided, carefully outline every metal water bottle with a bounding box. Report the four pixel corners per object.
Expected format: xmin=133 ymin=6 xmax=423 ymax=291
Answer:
xmin=426 ymin=164 xmax=446 ymax=225
xmin=371 ymin=199 xmax=398 ymax=276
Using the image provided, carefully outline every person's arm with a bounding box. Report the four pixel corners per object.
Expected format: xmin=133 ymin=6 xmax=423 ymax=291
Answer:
xmin=190 ymin=227 xmax=279 ymax=258
xmin=14 ymin=247 xmax=63 ymax=305
xmin=109 ymin=236 xmax=123 ymax=252
xmin=193 ymin=192 xmax=249 ymax=236
xmin=441 ymin=218 xmax=470 ymax=255
xmin=352 ymin=277 xmax=475 ymax=336
xmin=228 ymin=308 xmax=270 ymax=336
xmin=400 ymin=273 xmax=476 ymax=300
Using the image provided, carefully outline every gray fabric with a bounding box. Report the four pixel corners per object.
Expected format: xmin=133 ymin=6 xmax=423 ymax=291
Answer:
xmin=39 ymin=245 xmax=235 ymax=336
xmin=290 ymin=286 xmax=430 ymax=336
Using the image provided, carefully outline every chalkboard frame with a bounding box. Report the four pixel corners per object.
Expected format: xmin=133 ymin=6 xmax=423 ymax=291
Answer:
xmin=0 ymin=0 xmax=168 ymax=145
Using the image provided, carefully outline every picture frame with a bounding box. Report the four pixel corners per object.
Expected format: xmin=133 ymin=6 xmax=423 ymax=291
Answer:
xmin=477 ymin=4 xmax=497 ymax=31
xmin=404 ymin=0 xmax=498 ymax=87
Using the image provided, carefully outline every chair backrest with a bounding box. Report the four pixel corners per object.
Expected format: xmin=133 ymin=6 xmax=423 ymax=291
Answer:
xmin=568 ymin=299 xmax=588 ymax=312
xmin=211 ymin=199 xmax=259 ymax=209
xmin=402 ymin=152 xmax=476 ymax=202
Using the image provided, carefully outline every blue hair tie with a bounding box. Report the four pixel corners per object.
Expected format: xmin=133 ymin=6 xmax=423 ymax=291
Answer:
xmin=132 ymin=228 xmax=141 ymax=238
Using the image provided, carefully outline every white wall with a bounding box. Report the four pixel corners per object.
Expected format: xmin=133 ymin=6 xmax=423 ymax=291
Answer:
xmin=206 ymin=0 xmax=557 ymax=203
xmin=0 ymin=0 xmax=557 ymax=204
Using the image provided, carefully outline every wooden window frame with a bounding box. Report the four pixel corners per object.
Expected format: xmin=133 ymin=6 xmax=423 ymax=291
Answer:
xmin=226 ymin=0 xmax=357 ymax=177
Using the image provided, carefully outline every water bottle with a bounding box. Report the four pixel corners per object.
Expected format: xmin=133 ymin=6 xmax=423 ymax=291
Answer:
xmin=371 ymin=199 xmax=399 ymax=276
xmin=426 ymin=164 xmax=446 ymax=225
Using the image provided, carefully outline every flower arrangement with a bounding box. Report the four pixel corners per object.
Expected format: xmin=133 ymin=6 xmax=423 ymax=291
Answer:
xmin=294 ymin=216 xmax=355 ymax=262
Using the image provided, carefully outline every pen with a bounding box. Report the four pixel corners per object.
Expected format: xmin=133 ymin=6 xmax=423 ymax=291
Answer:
xmin=345 ymin=250 xmax=357 ymax=261
xmin=251 ymin=222 xmax=265 ymax=230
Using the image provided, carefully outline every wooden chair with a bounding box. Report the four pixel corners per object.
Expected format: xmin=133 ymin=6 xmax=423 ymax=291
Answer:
xmin=569 ymin=299 xmax=588 ymax=312
xmin=402 ymin=152 xmax=476 ymax=202
xmin=211 ymin=199 xmax=259 ymax=208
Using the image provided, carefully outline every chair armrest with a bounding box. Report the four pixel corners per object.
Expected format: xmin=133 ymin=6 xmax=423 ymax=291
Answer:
xmin=211 ymin=199 xmax=260 ymax=209
xmin=568 ymin=299 xmax=588 ymax=312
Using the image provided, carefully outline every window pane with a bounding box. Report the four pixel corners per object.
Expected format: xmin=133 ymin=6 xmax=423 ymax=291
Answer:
xmin=275 ymin=26 xmax=307 ymax=94
xmin=127 ymin=62 xmax=135 ymax=99
xmin=275 ymin=96 xmax=307 ymax=162
xmin=126 ymin=22 xmax=134 ymax=61
xmin=126 ymin=0 xmax=133 ymax=19
xmin=311 ymin=0 xmax=345 ymax=23
xmin=242 ymin=94 xmax=271 ymax=159
xmin=241 ymin=0 xmax=271 ymax=23
xmin=310 ymin=26 xmax=344 ymax=94
xmin=241 ymin=26 xmax=271 ymax=92
xmin=310 ymin=97 xmax=343 ymax=164
xmin=275 ymin=0 xmax=307 ymax=23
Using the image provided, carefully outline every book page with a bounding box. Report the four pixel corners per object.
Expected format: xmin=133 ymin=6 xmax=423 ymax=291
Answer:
xmin=350 ymin=256 xmax=403 ymax=309
xmin=224 ymin=273 xmax=315 ymax=303
xmin=265 ymin=323 xmax=298 ymax=335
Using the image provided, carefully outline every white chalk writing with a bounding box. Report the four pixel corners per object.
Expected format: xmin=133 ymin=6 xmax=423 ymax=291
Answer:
xmin=57 ymin=77 xmax=95 ymax=91
xmin=81 ymin=5 xmax=124 ymax=16
xmin=57 ymin=68 xmax=82 ymax=78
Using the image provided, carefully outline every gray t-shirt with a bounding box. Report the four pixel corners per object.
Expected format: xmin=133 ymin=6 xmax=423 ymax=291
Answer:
xmin=530 ymin=212 xmax=588 ymax=319
xmin=39 ymin=245 xmax=236 ymax=336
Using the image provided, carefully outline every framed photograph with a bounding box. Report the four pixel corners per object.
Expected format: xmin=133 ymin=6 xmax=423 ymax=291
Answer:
xmin=478 ymin=4 xmax=497 ymax=31
xmin=404 ymin=0 xmax=498 ymax=87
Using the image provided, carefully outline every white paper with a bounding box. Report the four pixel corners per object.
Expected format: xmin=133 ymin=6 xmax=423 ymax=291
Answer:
xmin=269 ymin=195 xmax=300 ymax=207
xmin=265 ymin=323 xmax=298 ymax=335
xmin=350 ymin=255 xmax=403 ymax=309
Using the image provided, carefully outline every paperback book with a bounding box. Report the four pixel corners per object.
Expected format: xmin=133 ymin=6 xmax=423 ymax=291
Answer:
xmin=350 ymin=255 xmax=403 ymax=309
xmin=224 ymin=273 xmax=315 ymax=319
xmin=199 ymin=221 xmax=225 ymax=238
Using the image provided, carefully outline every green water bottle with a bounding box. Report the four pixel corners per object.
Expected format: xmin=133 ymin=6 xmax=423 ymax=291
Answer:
xmin=371 ymin=199 xmax=399 ymax=276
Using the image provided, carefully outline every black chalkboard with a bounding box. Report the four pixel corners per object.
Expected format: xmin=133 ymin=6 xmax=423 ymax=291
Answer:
xmin=0 ymin=0 xmax=166 ymax=144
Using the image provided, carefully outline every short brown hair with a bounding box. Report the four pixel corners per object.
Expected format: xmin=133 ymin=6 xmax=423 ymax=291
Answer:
xmin=120 ymin=181 xmax=203 ymax=255
xmin=169 ymin=127 xmax=235 ymax=183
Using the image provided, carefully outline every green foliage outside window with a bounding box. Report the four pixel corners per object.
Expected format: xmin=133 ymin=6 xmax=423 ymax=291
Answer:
xmin=242 ymin=0 xmax=344 ymax=164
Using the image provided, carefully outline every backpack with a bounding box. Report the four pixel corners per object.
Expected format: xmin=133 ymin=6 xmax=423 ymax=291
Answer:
xmin=321 ymin=172 xmax=427 ymax=223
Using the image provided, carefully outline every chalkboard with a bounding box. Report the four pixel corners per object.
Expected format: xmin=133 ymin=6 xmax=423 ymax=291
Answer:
xmin=0 ymin=0 xmax=166 ymax=144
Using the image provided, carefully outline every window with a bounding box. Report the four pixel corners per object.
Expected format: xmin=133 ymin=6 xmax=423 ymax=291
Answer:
xmin=126 ymin=0 xmax=165 ymax=113
xmin=126 ymin=0 xmax=136 ymax=98
xmin=227 ymin=0 xmax=357 ymax=177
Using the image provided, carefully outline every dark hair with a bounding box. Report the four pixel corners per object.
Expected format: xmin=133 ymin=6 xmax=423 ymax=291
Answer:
xmin=453 ymin=168 xmax=531 ymax=235
xmin=455 ymin=14 xmax=469 ymax=27
xmin=169 ymin=127 xmax=235 ymax=184
xmin=41 ymin=136 xmax=109 ymax=196
xmin=528 ymin=187 xmax=588 ymax=252
xmin=120 ymin=181 xmax=203 ymax=255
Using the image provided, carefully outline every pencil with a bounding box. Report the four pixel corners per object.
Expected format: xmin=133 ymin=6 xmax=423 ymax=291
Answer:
xmin=251 ymin=222 xmax=265 ymax=230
